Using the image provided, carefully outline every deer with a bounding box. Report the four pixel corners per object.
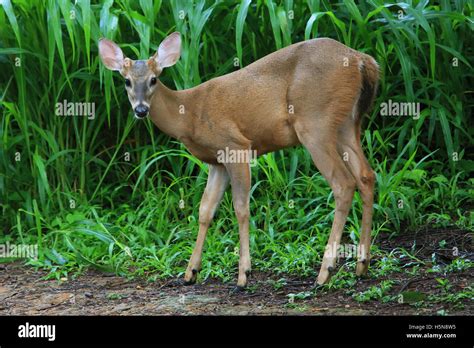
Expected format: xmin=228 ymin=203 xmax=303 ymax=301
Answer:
xmin=98 ymin=31 xmax=379 ymax=289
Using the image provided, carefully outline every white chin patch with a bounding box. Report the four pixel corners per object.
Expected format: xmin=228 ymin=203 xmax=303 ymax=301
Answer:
xmin=134 ymin=114 xmax=148 ymax=119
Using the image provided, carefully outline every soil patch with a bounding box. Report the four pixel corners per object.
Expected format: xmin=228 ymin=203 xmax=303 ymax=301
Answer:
xmin=0 ymin=228 xmax=472 ymax=315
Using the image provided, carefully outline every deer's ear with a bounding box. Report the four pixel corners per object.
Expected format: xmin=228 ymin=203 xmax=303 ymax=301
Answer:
xmin=99 ymin=39 xmax=124 ymax=71
xmin=156 ymin=32 xmax=181 ymax=68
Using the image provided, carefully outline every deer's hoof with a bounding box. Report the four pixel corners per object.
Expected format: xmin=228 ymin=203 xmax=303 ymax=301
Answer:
xmin=237 ymin=271 xmax=249 ymax=289
xmin=183 ymin=268 xmax=198 ymax=285
xmin=356 ymin=260 xmax=369 ymax=277
xmin=316 ymin=267 xmax=332 ymax=285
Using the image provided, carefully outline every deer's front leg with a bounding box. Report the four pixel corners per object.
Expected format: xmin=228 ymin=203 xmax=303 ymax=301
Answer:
xmin=184 ymin=164 xmax=229 ymax=285
xmin=225 ymin=162 xmax=251 ymax=288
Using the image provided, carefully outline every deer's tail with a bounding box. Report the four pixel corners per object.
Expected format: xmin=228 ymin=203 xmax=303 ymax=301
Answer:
xmin=357 ymin=55 xmax=380 ymax=120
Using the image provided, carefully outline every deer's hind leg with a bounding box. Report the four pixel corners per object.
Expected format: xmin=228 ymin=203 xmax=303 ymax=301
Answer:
xmin=338 ymin=117 xmax=375 ymax=276
xmin=293 ymin=116 xmax=357 ymax=285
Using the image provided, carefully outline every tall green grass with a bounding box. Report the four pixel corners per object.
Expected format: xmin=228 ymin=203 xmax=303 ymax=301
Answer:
xmin=0 ymin=0 xmax=472 ymax=279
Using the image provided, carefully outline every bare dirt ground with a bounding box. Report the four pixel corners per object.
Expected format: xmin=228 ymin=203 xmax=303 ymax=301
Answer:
xmin=0 ymin=228 xmax=472 ymax=315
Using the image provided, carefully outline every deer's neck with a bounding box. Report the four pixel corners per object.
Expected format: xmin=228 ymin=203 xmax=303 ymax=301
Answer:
xmin=149 ymin=80 xmax=195 ymax=140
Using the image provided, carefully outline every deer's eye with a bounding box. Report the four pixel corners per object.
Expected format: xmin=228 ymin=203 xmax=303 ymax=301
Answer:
xmin=125 ymin=79 xmax=131 ymax=87
xmin=150 ymin=77 xmax=157 ymax=86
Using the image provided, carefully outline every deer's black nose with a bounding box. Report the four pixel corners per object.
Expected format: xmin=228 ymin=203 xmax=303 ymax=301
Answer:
xmin=134 ymin=105 xmax=149 ymax=118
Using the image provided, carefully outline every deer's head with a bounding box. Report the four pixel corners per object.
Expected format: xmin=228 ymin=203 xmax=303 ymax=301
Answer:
xmin=98 ymin=32 xmax=181 ymax=119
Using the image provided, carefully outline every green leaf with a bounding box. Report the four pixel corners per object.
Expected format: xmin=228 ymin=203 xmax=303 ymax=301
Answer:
xmin=236 ymin=0 xmax=252 ymax=66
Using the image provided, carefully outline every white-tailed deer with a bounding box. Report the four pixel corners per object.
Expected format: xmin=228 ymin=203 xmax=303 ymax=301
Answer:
xmin=99 ymin=32 xmax=379 ymax=288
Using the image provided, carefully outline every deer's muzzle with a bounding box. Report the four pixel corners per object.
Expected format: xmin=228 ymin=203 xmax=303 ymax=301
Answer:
xmin=134 ymin=105 xmax=149 ymax=119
